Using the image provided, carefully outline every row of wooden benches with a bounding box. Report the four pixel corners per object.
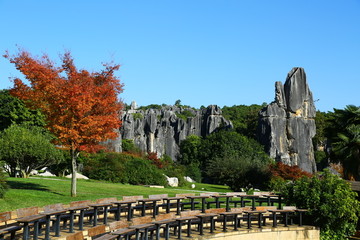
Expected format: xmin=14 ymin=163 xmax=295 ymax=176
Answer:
xmin=0 ymin=192 xmax=282 ymax=240
xmin=66 ymin=206 xmax=307 ymax=240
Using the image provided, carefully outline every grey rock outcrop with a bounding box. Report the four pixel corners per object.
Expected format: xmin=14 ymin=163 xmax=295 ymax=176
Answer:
xmin=258 ymin=67 xmax=317 ymax=173
xmin=116 ymin=104 xmax=232 ymax=160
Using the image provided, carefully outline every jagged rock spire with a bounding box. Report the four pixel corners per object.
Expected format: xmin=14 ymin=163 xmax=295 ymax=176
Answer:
xmin=258 ymin=67 xmax=317 ymax=173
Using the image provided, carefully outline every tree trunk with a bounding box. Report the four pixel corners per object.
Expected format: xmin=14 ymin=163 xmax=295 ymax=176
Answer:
xmin=71 ymin=147 xmax=78 ymax=197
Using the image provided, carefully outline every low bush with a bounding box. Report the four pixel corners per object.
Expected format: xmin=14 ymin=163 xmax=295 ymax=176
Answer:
xmin=124 ymin=158 xmax=167 ymax=186
xmin=82 ymin=152 xmax=166 ymax=186
xmin=281 ymin=170 xmax=360 ymax=240
xmin=269 ymin=162 xmax=312 ymax=180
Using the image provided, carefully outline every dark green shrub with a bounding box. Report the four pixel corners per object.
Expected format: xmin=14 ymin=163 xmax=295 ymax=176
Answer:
xmin=82 ymin=152 xmax=128 ymax=183
xmin=122 ymin=139 xmax=142 ymax=155
xmin=132 ymin=113 xmax=143 ymax=121
xmin=282 ymin=170 xmax=360 ymax=240
xmin=124 ymin=158 xmax=167 ymax=186
xmin=203 ymin=130 xmax=271 ymax=189
xmin=184 ymin=162 xmax=202 ymax=182
xmin=176 ymin=110 xmax=195 ymax=120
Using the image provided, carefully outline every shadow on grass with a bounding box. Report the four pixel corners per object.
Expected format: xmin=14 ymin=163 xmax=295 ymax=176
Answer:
xmin=7 ymin=180 xmax=65 ymax=196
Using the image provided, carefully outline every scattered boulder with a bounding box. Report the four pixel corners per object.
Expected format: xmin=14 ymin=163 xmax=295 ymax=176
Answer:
xmin=184 ymin=176 xmax=195 ymax=183
xmin=165 ymin=175 xmax=179 ymax=187
xmin=65 ymin=172 xmax=89 ymax=180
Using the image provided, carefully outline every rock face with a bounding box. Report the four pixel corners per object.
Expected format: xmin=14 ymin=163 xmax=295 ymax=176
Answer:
xmin=258 ymin=67 xmax=317 ymax=173
xmin=117 ymin=104 xmax=232 ymax=160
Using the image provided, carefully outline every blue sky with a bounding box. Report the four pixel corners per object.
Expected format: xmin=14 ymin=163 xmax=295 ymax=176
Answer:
xmin=0 ymin=1 xmax=359 ymax=112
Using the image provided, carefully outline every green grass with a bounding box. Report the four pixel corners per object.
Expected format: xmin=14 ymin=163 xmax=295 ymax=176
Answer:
xmin=0 ymin=177 xmax=231 ymax=212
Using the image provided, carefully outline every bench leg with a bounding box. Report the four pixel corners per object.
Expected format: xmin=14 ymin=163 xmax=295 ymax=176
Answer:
xmin=187 ymin=219 xmax=192 ymax=237
xmin=33 ymin=221 xmax=39 ymax=240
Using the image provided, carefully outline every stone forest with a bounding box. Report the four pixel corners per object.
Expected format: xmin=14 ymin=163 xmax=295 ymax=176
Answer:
xmin=0 ymin=63 xmax=359 ymax=240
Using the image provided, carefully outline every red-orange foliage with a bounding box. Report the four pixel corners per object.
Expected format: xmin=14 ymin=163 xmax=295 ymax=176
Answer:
xmin=269 ymin=162 xmax=312 ymax=181
xmin=5 ymin=50 xmax=124 ymax=196
xmin=147 ymin=152 xmax=164 ymax=168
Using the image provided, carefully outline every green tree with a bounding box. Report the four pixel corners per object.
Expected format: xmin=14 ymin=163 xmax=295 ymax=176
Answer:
xmin=0 ymin=125 xmax=64 ymax=177
xmin=313 ymin=110 xmax=332 ymax=150
xmin=200 ymin=129 xmax=272 ymax=188
xmin=327 ymin=105 xmax=360 ymax=180
xmin=0 ymin=162 xmax=8 ymax=198
xmin=0 ymin=90 xmax=45 ymax=131
xmin=178 ymin=135 xmax=203 ymax=181
xmin=179 ymin=135 xmax=202 ymax=165
xmin=282 ymin=170 xmax=360 ymax=240
xmin=222 ymin=104 xmax=265 ymax=139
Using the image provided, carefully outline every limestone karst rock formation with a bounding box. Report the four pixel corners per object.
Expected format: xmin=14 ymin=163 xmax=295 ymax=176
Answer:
xmin=258 ymin=67 xmax=317 ymax=173
xmin=115 ymin=104 xmax=232 ymax=160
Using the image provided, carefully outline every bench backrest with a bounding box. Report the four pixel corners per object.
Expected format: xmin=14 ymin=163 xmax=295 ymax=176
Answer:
xmin=87 ymin=225 xmax=106 ymax=237
xmin=108 ymin=220 xmax=129 ymax=231
xmin=70 ymin=200 xmax=92 ymax=208
xmin=44 ymin=203 xmax=64 ymax=212
xmin=229 ymin=208 xmax=246 ymax=213
xmin=225 ymin=192 xmax=244 ymax=196
xmin=253 ymin=191 xmax=272 ymax=196
xmin=235 ymin=207 xmax=251 ymax=212
xmin=180 ymin=210 xmax=201 ymax=217
xmin=0 ymin=211 xmax=12 ymax=225
xmin=155 ymin=212 xmax=176 ymax=221
xmin=96 ymin=198 xmax=117 ymax=204
xmin=131 ymin=216 xmax=152 ymax=225
xmin=66 ymin=231 xmax=84 ymax=240
xmin=200 ymin=192 xmax=219 ymax=196
xmin=176 ymin=193 xmax=195 ymax=198
xmin=256 ymin=206 xmax=277 ymax=211
xmin=205 ymin=208 xmax=226 ymax=214
xmin=149 ymin=194 xmax=168 ymax=199
xmin=17 ymin=206 xmax=39 ymax=218
xmin=283 ymin=206 xmax=297 ymax=210
xmin=122 ymin=195 xmax=143 ymax=201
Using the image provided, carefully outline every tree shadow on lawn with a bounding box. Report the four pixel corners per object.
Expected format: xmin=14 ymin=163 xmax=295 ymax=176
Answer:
xmin=7 ymin=180 xmax=65 ymax=196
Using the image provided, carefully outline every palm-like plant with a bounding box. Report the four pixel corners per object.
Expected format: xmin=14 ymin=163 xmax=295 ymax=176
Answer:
xmin=328 ymin=105 xmax=360 ymax=180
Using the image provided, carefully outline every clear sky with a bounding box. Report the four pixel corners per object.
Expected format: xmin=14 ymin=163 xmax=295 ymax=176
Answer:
xmin=0 ymin=1 xmax=359 ymax=112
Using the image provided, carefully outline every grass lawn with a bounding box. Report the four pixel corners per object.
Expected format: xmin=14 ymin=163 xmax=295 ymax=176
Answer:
xmin=0 ymin=177 xmax=231 ymax=212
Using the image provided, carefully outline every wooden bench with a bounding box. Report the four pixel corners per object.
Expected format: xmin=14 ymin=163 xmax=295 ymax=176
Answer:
xmin=66 ymin=231 xmax=84 ymax=240
xmin=129 ymin=216 xmax=155 ymax=239
xmin=200 ymin=192 xmax=225 ymax=209
xmin=87 ymin=224 xmax=106 ymax=239
xmin=219 ymin=207 xmax=250 ymax=231
xmin=176 ymin=210 xmax=201 ymax=238
xmin=153 ymin=213 xmax=177 ymax=239
xmin=176 ymin=193 xmax=199 ymax=210
xmin=42 ymin=203 xmax=69 ymax=239
xmin=16 ymin=206 xmax=46 ymax=240
xmin=108 ymin=220 xmax=135 ymax=240
xmin=226 ymin=192 xmax=251 ymax=207
xmin=0 ymin=211 xmax=22 ymax=240
xmin=96 ymin=198 xmax=118 ymax=218
xmin=149 ymin=194 xmax=168 ymax=215
xmin=122 ymin=196 xmax=144 ymax=218
xmin=68 ymin=200 xmax=92 ymax=232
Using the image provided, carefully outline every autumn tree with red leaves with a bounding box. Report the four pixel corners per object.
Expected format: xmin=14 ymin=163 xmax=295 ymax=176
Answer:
xmin=4 ymin=50 xmax=124 ymax=197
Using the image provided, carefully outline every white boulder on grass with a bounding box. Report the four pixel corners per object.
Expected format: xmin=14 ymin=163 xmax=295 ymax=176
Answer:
xmin=164 ymin=175 xmax=178 ymax=187
xmin=65 ymin=172 xmax=89 ymax=180
xmin=184 ymin=176 xmax=195 ymax=183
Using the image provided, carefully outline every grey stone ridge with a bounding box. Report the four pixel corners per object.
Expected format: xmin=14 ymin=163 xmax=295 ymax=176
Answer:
xmin=258 ymin=67 xmax=317 ymax=173
xmin=107 ymin=104 xmax=232 ymax=160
